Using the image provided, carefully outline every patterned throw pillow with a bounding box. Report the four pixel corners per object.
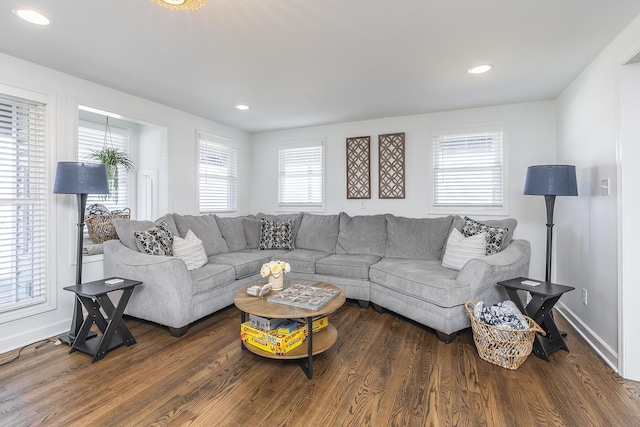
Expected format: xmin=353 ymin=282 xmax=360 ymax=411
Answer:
xmin=134 ymin=221 xmax=174 ymax=256
xmin=441 ymin=229 xmax=487 ymax=270
xmin=259 ymin=219 xmax=294 ymax=250
xmin=462 ymin=216 xmax=509 ymax=255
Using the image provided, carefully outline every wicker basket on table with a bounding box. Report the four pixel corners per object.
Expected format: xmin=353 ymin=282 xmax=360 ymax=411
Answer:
xmin=465 ymin=301 xmax=545 ymax=370
xmin=85 ymin=208 xmax=131 ymax=244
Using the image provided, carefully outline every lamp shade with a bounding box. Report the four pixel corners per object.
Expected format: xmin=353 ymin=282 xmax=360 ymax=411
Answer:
xmin=523 ymin=165 xmax=578 ymax=196
xmin=53 ymin=162 xmax=109 ymax=195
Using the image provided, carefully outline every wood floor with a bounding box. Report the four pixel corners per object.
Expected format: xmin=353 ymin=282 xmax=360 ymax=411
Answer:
xmin=1 ymin=301 xmax=640 ymax=427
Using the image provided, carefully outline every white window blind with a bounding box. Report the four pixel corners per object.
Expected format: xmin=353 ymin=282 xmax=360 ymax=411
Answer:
xmin=78 ymin=121 xmax=130 ymax=211
xmin=0 ymin=92 xmax=48 ymax=315
xmin=278 ymin=140 xmax=324 ymax=208
xmin=433 ymin=129 xmax=504 ymax=208
xmin=198 ymin=134 xmax=237 ymax=213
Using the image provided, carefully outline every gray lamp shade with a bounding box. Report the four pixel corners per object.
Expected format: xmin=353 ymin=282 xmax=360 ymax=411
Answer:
xmin=53 ymin=162 xmax=110 ymax=195
xmin=523 ymin=165 xmax=578 ymax=196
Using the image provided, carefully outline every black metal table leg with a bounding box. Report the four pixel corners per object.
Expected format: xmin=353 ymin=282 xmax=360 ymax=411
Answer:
xmin=500 ymin=278 xmax=574 ymax=362
xmin=298 ymin=315 xmax=314 ymax=379
xmin=64 ymin=278 xmax=142 ymax=362
xmin=240 ymin=311 xmax=246 ymax=350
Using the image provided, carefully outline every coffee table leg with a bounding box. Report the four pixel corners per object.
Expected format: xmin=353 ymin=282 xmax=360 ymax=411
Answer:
xmin=240 ymin=311 xmax=246 ymax=350
xmin=298 ymin=316 xmax=314 ymax=379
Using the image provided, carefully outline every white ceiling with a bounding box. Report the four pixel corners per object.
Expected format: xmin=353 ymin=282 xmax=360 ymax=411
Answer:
xmin=1 ymin=0 xmax=640 ymax=133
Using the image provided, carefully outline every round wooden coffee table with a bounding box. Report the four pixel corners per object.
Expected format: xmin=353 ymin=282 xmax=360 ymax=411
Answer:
xmin=234 ymin=282 xmax=346 ymax=379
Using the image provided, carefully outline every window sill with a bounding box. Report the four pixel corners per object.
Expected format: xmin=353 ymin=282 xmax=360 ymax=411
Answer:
xmin=83 ymin=244 xmax=104 ymax=257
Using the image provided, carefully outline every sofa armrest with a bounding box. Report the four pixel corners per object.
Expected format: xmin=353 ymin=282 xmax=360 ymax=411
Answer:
xmin=456 ymin=239 xmax=531 ymax=303
xmin=103 ymin=240 xmax=194 ymax=329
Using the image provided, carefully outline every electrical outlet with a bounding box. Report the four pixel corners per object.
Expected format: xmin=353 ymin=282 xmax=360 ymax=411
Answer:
xmin=360 ymin=201 xmax=366 ymax=209
xmin=582 ymin=288 xmax=588 ymax=305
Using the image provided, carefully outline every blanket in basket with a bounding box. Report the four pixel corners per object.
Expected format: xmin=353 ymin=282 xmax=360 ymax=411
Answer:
xmin=473 ymin=300 xmax=528 ymax=330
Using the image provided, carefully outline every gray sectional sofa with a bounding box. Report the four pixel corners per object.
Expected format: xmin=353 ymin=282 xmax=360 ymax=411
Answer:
xmin=103 ymin=212 xmax=530 ymax=342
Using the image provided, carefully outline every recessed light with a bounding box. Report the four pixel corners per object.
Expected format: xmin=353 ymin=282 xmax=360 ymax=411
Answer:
xmin=162 ymin=0 xmax=186 ymax=5
xmin=15 ymin=9 xmax=50 ymax=26
xmin=468 ymin=65 xmax=492 ymax=74
xmin=235 ymin=105 xmax=250 ymax=111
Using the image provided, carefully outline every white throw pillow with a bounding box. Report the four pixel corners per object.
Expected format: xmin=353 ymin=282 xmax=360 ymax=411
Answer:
xmin=441 ymin=229 xmax=487 ymax=270
xmin=173 ymin=229 xmax=208 ymax=270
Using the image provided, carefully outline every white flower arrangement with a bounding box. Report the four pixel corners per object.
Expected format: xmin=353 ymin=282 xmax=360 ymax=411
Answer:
xmin=260 ymin=260 xmax=291 ymax=278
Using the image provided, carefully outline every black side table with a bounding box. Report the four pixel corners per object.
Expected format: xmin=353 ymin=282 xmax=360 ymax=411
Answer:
xmin=64 ymin=278 xmax=142 ymax=362
xmin=497 ymin=277 xmax=575 ymax=362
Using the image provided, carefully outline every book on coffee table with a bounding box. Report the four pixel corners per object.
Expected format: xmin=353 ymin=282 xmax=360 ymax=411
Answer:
xmin=267 ymin=284 xmax=340 ymax=311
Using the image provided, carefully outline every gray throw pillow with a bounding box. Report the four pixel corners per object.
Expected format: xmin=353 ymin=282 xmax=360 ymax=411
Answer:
xmin=243 ymin=218 xmax=262 ymax=249
xmin=215 ymin=215 xmax=248 ymax=252
xmin=385 ymin=214 xmax=454 ymax=260
xmin=336 ymin=213 xmax=387 ymax=257
xmin=295 ymin=213 xmax=339 ymax=253
xmin=173 ymin=214 xmax=229 ymax=256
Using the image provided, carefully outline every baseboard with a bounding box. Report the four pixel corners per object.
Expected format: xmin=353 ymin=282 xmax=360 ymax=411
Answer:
xmin=555 ymin=302 xmax=618 ymax=373
xmin=0 ymin=320 xmax=69 ymax=355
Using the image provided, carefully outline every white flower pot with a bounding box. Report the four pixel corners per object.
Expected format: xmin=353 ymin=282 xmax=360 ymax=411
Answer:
xmin=268 ymin=274 xmax=284 ymax=290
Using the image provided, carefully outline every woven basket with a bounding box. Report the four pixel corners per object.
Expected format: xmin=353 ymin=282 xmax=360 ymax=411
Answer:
xmin=86 ymin=208 xmax=131 ymax=244
xmin=465 ymin=301 xmax=545 ymax=370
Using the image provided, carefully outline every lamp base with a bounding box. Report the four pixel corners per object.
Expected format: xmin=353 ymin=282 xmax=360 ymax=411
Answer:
xmin=58 ymin=331 xmax=97 ymax=346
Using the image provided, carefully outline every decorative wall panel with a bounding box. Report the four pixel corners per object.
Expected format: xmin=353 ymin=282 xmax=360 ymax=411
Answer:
xmin=378 ymin=132 xmax=405 ymax=199
xmin=346 ymin=136 xmax=371 ymax=199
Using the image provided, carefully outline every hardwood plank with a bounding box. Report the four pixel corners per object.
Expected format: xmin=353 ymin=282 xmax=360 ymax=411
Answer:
xmin=1 ymin=303 xmax=639 ymax=426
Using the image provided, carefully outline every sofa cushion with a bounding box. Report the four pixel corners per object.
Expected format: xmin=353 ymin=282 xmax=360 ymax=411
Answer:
xmin=133 ymin=221 xmax=174 ymax=256
xmin=215 ymin=215 xmax=248 ymax=252
xmin=113 ymin=214 xmax=179 ymax=252
xmin=173 ymin=214 xmax=229 ymax=256
xmin=259 ymin=219 xmax=295 ymax=250
xmin=336 ymin=213 xmax=387 ymax=257
xmin=296 ymin=213 xmax=339 ymax=253
xmin=316 ymin=253 xmax=381 ymax=280
xmin=385 ymin=214 xmax=454 ymax=260
xmin=243 ymin=218 xmax=262 ymax=249
xmin=274 ymin=249 xmax=332 ymax=274
xmin=207 ymin=252 xmax=271 ymax=279
xmin=369 ymin=258 xmax=467 ymax=308
xmin=189 ymin=263 xmax=237 ymax=296
xmin=172 ymin=229 xmax=208 ymax=270
xmin=441 ymin=229 xmax=487 ymax=270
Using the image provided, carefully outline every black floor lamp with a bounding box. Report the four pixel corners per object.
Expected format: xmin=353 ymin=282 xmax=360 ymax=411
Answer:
xmin=54 ymin=162 xmax=109 ymax=345
xmin=524 ymin=165 xmax=578 ymax=283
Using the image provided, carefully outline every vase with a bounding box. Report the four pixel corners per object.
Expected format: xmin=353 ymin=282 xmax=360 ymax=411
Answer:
xmin=268 ymin=274 xmax=284 ymax=291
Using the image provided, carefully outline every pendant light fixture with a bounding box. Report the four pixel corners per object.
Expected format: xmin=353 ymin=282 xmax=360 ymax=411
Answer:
xmin=151 ymin=0 xmax=208 ymax=10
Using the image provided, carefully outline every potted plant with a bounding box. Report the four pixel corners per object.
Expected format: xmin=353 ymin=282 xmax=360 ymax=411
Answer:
xmin=88 ymin=117 xmax=135 ymax=204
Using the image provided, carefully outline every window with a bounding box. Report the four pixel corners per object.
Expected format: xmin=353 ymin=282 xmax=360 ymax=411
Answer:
xmin=278 ymin=139 xmax=324 ymax=209
xmin=432 ymin=126 xmax=505 ymax=212
xmin=198 ymin=133 xmax=237 ymax=213
xmin=78 ymin=120 xmax=131 ymax=211
xmin=0 ymin=89 xmax=50 ymax=320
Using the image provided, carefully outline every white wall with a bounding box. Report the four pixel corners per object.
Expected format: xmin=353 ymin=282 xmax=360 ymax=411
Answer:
xmin=556 ymin=14 xmax=640 ymax=376
xmin=250 ymin=101 xmax=557 ymax=281
xmin=0 ymin=52 xmax=250 ymax=354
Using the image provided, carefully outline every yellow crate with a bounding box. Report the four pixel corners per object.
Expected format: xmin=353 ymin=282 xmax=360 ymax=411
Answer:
xmin=297 ymin=315 xmax=328 ymax=335
xmin=240 ymin=322 xmax=305 ymax=355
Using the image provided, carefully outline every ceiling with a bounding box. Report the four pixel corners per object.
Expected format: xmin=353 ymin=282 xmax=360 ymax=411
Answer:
xmin=2 ymin=1 xmax=640 ymax=133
